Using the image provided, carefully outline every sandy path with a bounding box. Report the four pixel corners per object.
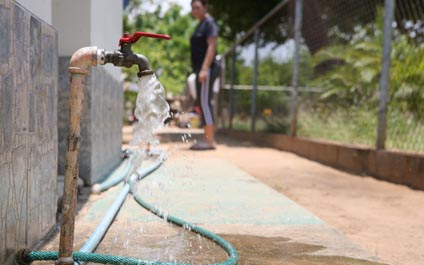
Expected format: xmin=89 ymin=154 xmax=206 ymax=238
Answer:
xmin=162 ymin=134 xmax=424 ymax=265
xmin=124 ymin=126 xmax=424 ymax=265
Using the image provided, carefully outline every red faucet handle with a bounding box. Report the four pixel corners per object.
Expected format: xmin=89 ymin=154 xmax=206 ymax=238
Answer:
xmin=119 ymin=32 xmax=171 ymax=45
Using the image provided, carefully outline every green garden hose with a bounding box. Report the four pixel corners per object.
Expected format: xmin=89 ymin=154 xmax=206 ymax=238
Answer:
xmin=17 ymin=157 xmax=238 ymax=265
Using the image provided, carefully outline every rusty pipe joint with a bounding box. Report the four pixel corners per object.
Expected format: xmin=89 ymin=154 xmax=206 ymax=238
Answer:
xmin=15 ymin=248 xmax=32 ymax=265
xmin=97 ymin=44 xmax=153 ymax=78
xmin=68 ymin=46 xmax=101 ymax=74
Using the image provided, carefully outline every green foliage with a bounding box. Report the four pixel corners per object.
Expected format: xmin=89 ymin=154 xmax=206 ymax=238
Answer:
xmin=298 ymin=106 xmax=424 ymax=153
xmin=312 ymin=9 xmax=383 ymax=106
xmin=312 ymin=42 xmax=381 ymax=106
xmin=124 ymin=5 xmax=196 ymax=94
xmin=312 ymin=7 xmax=424 ymax=118
xmin=235 ymin=48 xmax=313 ymax=86
xmin=224 ymin=50 xmax=314 ymax=134
xmin=298 ymin=106 xmax=377 ymax=147
xmin=209 ymin=0 xmax=282 ymax=41
xmin=386 ymin=109 xmax=424 ymax=152
xmin=390 ymin=33 xmax=424 ymax=118
xmin=262 ymin=115 xmax=289 ymax=134
xmin=124 ymin=90 xmax=138 ymax=103
xmin=297 ymin=6 xmax=424 ymax=152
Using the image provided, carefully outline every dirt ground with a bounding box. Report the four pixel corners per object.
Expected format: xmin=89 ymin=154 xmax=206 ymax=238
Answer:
xmin=147 ymin=131 xmax=424 ymax=265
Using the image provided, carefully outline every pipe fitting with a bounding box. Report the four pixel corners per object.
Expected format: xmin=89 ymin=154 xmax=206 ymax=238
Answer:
xmin=15 ymin=248 xmax=32 ymax=265
xmin=55 ymin=256 xmax=75 ymax=265
xmin=102 ymin=44 xmax=152 ymax=78
xmin=96 ymin=49 xmax=106 ymax=65
xmin=69 ymin=46 xmax=98 ymax=74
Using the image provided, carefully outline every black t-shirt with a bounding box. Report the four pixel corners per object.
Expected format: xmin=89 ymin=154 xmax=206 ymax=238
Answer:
xmin=190 ymin=16 xmax=218 ymax=72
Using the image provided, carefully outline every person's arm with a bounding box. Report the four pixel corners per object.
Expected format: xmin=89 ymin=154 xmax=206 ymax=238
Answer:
xmin=198 ymin=36 xmax=217 ymax=83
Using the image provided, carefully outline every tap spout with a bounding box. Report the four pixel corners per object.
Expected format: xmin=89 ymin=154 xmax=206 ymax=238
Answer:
xmin=99 ymin=43 xmax=154 ymax=78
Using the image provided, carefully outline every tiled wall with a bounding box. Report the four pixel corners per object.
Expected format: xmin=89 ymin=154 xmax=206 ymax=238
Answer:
xmin=0 ymin=1 xmax=58 ymax=263
xmin=89 ymin=67 xmax=123 ymax=183
xmin=58 ymin=58 xmax=123 ymax=185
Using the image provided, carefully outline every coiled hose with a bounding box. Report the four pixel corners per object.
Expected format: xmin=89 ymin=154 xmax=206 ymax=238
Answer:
xmin=17 ymin=154 xmax=238 ymax=265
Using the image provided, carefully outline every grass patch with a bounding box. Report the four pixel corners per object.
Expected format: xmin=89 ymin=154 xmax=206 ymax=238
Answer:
xmin=297 ymin=106 xmax=424 ymax=153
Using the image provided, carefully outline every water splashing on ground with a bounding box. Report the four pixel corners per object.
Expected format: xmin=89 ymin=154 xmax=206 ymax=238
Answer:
xmin=118 ymin=75 xmax=225 ymax=263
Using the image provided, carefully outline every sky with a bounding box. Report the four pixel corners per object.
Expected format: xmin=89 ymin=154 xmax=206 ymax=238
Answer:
xmin=240 ymin=40 xmax=295 ymax=66
xmin=141 ymin=0 xmax=192 ymax=15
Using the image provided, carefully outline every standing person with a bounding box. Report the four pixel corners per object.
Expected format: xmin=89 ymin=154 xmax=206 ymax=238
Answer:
xmin=190 ymin=0 xmax=219 ymax=150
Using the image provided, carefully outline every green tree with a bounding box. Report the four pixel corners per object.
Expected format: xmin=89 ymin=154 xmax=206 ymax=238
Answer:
xmin=227 ymin=50 xmax=313 ymax=133
xmin=210 ymin=0 xmax=381 ymax=53
xmin=209 ymin=0 xmax=282 ymax=41
xmin=124 ymin=5 xmax=196 ymax=94
xmin=312 ymin=7 xmax=424 ymax=117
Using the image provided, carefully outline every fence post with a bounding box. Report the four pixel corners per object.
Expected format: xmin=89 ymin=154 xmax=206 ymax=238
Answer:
xmin=289 ymin=0 xmax=303 ymax=137
xmin=251 ymin=29 xmax=260 ymax=132
xmin=217 ymin=55 xmax=225 ymax=129
xmin=229 ymin=49 xmax=236 ymax=129
xmin=376 ymin=0 xmax=395 ymax=150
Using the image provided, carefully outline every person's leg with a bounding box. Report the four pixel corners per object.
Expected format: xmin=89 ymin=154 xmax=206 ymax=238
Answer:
xmin=203 ymin=124 xmax=215 ymax=145
xmin=191 ymin=69 xmax=216 ymax=150
xmin=200 ymin=68 xmax=216 ymax=146
xmin=194 ymin=72 xmax=204 ymax=127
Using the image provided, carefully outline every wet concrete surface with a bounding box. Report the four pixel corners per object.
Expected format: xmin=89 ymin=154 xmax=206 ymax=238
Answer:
xmin=33 ymin=153 xmax=387 ymax=265
xmin=34 ymin=223 xmax=386 ymax=265
xmin=223 ymin=234 xmax=385 ymax=265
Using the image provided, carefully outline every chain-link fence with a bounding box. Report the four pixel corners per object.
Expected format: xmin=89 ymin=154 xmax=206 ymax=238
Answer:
xmin=218 ymin=0 xmax=424 ymax=154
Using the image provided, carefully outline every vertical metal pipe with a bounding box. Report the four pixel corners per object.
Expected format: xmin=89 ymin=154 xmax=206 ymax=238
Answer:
xmin=56 ymin=47 xmax=98 ymax=265
xmin=289 ymin=0 xmax=303 ymax=137
xmin=229 ymin=49 xmax=236 ymax=129
xmin=57 ymin=73 xmax=86 ymax=265
xmin=376 ymin=0 xmax=395 ymax=150
xmin=251 ymin=29 xmax=260 ymax=132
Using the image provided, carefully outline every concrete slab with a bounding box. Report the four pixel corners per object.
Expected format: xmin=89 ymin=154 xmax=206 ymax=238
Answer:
xmin=83 ymin=157 xmax=383 ymax=264
xmin=87 ymin=158 xmax=322 ymax=226
xmin=35 ymin=156 xmax=386 ymax=264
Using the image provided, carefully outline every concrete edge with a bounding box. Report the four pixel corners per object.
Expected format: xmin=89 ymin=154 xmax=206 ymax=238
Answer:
xmin=220 ymin=130 xmax=424 ymax=190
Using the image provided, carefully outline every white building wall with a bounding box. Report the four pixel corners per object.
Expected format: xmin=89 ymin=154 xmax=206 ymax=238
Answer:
xmin=91 ymin=0 xmax=123 ymax=80
xmin=52 ymin=0 xmax=122 ymax=80
xmin=52 ymin=0 xmax=91 ymax=56
xmin=16 ymin=0 xmax=52 ymax=23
